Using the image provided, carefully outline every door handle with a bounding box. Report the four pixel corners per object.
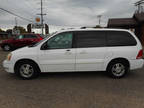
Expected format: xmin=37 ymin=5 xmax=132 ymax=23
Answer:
xmin=65 ymin=49 xmax=71 ymax=55
xmin=66 ymin=49 xmax=71 ymax=52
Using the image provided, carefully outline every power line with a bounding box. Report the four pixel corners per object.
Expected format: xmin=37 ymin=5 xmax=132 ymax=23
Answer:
xmin=0 ymin=0 xmax=36 ymax=21
xmin=5 ymin=0 xmax=37 ymax=18
xmin=135 ymin=0 xmax=144 ymax=13
xmin=0 ymin=7 xmax=33 ymax=22
xmin=24 ymin=0 xmax=38 ymax=17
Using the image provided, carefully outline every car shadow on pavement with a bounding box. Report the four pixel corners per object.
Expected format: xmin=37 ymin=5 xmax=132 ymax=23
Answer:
xmin=38 ymin=71 xmax=137 ymax=80
xmin=4 ymin=70 xmax=141 ymax=81
xmin=39 ymin=71 xmax=108 ymax=79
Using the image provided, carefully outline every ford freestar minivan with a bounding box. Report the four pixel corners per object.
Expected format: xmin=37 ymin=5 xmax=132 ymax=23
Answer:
xmin=3 ymin=29 xmax=144 ymax=79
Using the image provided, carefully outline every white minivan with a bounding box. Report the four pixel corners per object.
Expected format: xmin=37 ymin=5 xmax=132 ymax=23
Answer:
xmin=3 ymin=29 xmax=144 ymax=79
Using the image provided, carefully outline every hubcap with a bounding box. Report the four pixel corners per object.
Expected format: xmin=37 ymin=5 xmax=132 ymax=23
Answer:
xmin=4 ymin=45 xmax=10 ymax=51
xmin=112 ymin=63 xmax=125 ymax=77
xmin=20 ymin=64 xmax=34 ymax=78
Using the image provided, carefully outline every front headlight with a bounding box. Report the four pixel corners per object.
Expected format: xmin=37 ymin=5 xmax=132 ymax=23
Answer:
xmin=6 ymin=53 xmax=12 ymax=61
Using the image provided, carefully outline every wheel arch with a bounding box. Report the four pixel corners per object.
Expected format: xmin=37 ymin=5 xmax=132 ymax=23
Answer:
xmin=14 ymin=59 xmax=41 ymax=73
xmin=1 ymin=43 xmax=12 ymax=49
xmin=106 ymin=57 xmax=130 ymax=71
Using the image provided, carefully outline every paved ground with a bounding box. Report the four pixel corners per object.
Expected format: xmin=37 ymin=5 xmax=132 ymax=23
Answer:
xmin=0 ymin=49 xmax=144 ymax=108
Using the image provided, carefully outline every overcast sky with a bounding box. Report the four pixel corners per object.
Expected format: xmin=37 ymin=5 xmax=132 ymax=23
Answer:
xmin=0 ymin=0 xmax=139 ymax=33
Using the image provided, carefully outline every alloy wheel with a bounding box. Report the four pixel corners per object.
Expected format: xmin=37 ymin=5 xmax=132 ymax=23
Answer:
xmin=19 ymin=64 xmax=34 ymax=78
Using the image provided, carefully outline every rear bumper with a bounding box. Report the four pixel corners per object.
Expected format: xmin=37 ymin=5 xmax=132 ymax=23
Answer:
xmin=3 ymin=60 xmax=14 ymax=73
xmin=130 ymin=59 xmax=144 ymax=70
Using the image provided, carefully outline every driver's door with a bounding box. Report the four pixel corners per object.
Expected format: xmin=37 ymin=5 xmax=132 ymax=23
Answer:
xmin=38 ymin=32 xmax=76 ymax=72
xmin=13 ymin=35 xmax=26 ymax=47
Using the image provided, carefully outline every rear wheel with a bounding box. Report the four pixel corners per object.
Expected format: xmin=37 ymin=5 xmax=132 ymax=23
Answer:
xmin=107 ymin=61 xmax=129 ymax=78
xmin=15 ymin=61 xmax=40 ymax=79
xmin=3 ymin=44 xmax=11 ymax=51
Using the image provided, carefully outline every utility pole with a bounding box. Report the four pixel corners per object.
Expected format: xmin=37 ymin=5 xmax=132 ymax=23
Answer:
xmin=135 ymin=0 xmax=144 ymax=13
xmin=15 ymin=17 xmax=18 ymax=32
xmin=14 ymin=17 xmax=20 ymax=35
xmin=41 ymin=0 xmax=44 ymax=34
xmin=37 ymin=0 xmax=46 ymax=35
xmin=15 ymin=17 xmax=17 ymax=29
xmin=97 ymin=15 xmax=102 ymax=26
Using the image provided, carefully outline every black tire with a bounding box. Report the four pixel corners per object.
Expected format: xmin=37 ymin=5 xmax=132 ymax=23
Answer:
xmin=107 ymin=60 xmax=129 ymax=78
xmin=15 ymin=60 xmax=40 ymax=79
xmin=3 ymin=44 xmax=11 ymax=51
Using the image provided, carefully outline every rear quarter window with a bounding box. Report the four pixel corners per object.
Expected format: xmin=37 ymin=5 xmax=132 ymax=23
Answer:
xmin=107 ymin=31 xmax=137 ymax=46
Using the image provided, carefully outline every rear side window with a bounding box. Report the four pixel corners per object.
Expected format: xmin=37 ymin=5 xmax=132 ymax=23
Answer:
xmin=75 ymin=31 xmax=106 ymax=48
xmin=107 ymin=31 xmax=137 ymax=46
xmin=24 ymin=35 xmax=37 ymax=39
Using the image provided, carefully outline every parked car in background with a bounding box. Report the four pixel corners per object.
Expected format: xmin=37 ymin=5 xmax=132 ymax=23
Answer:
xmin=2 ymin=28 xmax=144 ymax=79
xmin=40 ymin=34 xmax=47 ymax=38
xmin=0 ymin=33 xmax=43 ymax=51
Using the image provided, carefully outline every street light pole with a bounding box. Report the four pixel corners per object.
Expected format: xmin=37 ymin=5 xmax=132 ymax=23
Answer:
xmin=41 ymin=0 xmax=44 ymax=34
xmin=37 ymin=0 xmax=46 ymax=35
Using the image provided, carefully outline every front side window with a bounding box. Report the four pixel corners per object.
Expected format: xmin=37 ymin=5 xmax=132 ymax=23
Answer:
xmin=43 ymin=32 xmax=73 ymax=49
xmin=15 ymin=35 xmax=24 ymax=39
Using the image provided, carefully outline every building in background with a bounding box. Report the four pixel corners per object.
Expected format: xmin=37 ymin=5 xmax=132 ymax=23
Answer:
xmin=108 ymin=0 xmax=144 ymax=46
xmin=107 ymin=13 xmax=144 ymax=46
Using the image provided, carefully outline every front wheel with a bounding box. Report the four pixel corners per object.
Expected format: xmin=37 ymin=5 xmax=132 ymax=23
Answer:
xmin=107 ymin=61 xmax=129 ymax=78
xmin=3 ymin=44 xmax=11 ymax=51
xmin=15 ymin=61 xmax=40 ymax=79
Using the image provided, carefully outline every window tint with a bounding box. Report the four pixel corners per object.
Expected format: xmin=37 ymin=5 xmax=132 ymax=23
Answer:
xmin=75 ymin=31 xmax=106 ymax=48
xmin=107 ymin=31 xmax=137 ymax=46
xmin=24 ymin=34 xmax=37 ymax=39
xmin=45 ymin=32 xmax=73 ymax=49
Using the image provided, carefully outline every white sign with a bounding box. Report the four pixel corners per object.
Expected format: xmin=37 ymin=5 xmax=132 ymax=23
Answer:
xmin=32 ymin=23 xmax=44 ymax=29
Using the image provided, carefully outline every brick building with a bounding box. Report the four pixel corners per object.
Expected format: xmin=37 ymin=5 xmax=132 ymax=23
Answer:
xmin=107 ymin=13 xmax=144 ymax=46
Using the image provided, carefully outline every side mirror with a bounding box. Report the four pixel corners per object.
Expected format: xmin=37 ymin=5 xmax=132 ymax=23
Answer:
xmin=41 ymin=42 xmax=48 ymax=50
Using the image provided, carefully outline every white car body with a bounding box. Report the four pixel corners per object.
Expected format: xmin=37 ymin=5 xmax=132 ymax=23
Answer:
xmin=3 ymin=28 xmax=144 ymax=78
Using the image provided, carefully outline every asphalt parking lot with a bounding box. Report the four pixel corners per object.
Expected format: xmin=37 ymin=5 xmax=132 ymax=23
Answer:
xmin=0 ymin=49 xmax=144 ymax=108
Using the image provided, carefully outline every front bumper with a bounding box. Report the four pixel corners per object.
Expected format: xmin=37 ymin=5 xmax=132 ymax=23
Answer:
xmin=3 ymin=60 xmax=14 ymax=73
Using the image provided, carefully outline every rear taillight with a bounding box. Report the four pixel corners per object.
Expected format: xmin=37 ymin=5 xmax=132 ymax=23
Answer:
xmin=39 ymin=37 xmax=43 ymax=40
xmin=136 ymin=49 xmax=143 ymax=59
